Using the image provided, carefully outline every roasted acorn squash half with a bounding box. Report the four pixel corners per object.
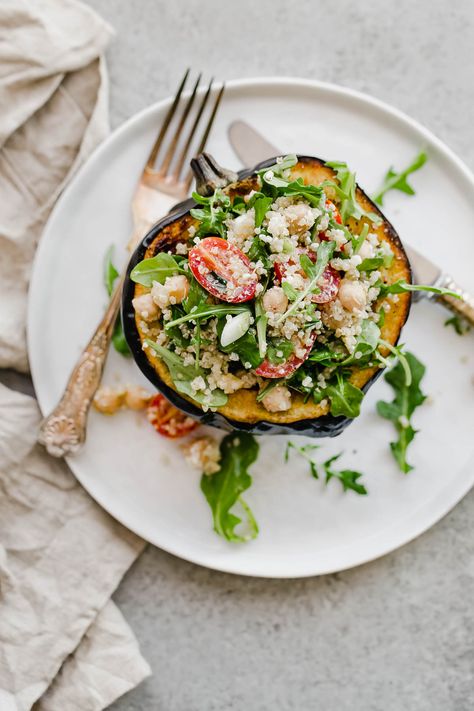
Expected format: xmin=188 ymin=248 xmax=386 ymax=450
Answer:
xmin=122 ymin=155 xmax=411 ymax=437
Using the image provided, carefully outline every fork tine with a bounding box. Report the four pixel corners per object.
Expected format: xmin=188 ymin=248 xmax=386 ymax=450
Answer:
xmin=183 ymin=83 xmax=225 ymax=192
xmin=171 ymin=78 xmax=214 ymax=180
xmin=157 ymin=73 xmax=202 ymax=177
xmin=145 ymin=69 xmax=189 ymax=170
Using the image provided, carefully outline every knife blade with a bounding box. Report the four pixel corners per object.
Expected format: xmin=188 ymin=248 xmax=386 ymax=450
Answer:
xmin=228 ymin=120 xmax=280 ymax=166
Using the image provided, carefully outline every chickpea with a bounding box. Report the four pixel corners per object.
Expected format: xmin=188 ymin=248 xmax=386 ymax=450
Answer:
xmin=132 ymin=293 xmax=159 ymax=321
xmin=165 ymin=275 xmax=189 ymax=304
xmin=262 ymin=286 xmax=288 ymax=314
xmin=261 ymin=385 xmax=292 ymax=413
xmin=124 ymin=385 xmax=152 ymax=410
xmin=93 ymin=386 xmax=125 ymax=415
xmin=338 ymin=279 xmax=367 ymax=311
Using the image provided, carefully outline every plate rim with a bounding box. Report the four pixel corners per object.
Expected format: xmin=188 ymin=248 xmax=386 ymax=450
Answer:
xmin=28 ymin=76 xmax=474 ymax=578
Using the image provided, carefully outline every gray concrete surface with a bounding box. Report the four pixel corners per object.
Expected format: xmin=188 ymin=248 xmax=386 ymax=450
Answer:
xmin=42 ymin=0 xmax=474 ymax=708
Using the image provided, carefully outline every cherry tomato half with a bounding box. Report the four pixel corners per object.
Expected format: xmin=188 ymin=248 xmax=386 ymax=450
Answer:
xmin=188 ymin=237 xmax=258 ymax=303
xmin=147 ymin=394 xmax=198 ymax=438
xmin=274 ymin=250 xmax=340 ymax=304
xmin=255 ymin=332 xmax=317 ymax=379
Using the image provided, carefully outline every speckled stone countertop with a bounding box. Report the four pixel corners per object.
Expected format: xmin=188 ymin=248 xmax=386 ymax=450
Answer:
xmin=28 ymin=0 xmax=474 ymax=708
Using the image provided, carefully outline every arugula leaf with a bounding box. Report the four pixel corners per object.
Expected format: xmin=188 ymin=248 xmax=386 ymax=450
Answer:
xmin=145 ymin=340 xmax=227 ymax=408
xmin=257 ymin=155 xmax=298 ymax=188
xmin=341 ymin=320 xmax=380 ymax=365
xmin=281 ymin=281 xmax=299 ymax=302
xmin=299 ymin=253 xmax=318 ymax=279
xmin=444 ymin=315 xmax=471 ymax=335
xmin=182 ymin=277 xmax=209 ymax=314
xmin=190 ymin=189 xmax=231 ymax=238
xmin=276 ymin=240 xmax=336 ymax=324
xmin=281 ymin=179 xmax=323 ymax=206
xmin=104 ymin=246 xmax=119 ymax=296
xmin=372 ymin=151 xmax=427 ymax=206
xmin=247 ymin=236 xmax=271 ymax=270
xmin=130 ymin=253 xmax=184 ymax=287
xmin=325 ymin=161 xmax=381 ymax=224
xmin=285 ymin=442 xmax=368 ymax=495
xmin=326 ymin=373 xmax=364 ymax=418
xmin=103 ymin=246 xmax=131 ymax=357
xmin=257 ymin=156 xmax=323 ymax=205
xmin=308 ymin=346 xmax=345 ymax=366
xmin=253 ymin=196 xmax=273 ymax=227
xmin=254 ymin=295 xmax=268 ymax=358
xmin=378 ymin=279 xmax=462 ymax=300
xmin=358 ymin=253 xmax=393 ymax=272
xmin=376 ymin=351 xmax=426 ymax=473
xmin=201 ymin=433 xmax=259 ymax=542
xmin=266 ymin=338 xmax=294 ymax=365
xmin=165 ymin=303 xmax=249 ymax=329
xmin=352 ymin=223 xmax=369 ymax=254
xmin=323 ymin=455 xmax=368 ymax=495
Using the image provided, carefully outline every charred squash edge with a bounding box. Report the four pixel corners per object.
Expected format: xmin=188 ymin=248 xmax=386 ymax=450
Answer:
xmin=122 ymin=156 xmax=412 ymax=437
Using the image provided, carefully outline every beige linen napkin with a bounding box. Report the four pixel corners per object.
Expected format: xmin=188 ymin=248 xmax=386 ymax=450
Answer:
xmin=0 ymin=1 xmax=150 ymax=709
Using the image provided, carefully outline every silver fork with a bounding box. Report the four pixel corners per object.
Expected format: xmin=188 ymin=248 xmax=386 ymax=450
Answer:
xmin=39 ymin=71 xmax=224 ymax=457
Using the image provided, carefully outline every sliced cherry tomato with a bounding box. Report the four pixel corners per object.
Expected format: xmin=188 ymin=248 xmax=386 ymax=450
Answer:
xmin=311 ymin=266 xmax=340 ymax=304
xmin=147 ymin=394 xmax=198 ymax=438
xmin=188 ymin=237 xmax=258 ymax=303
xmin=255 ymin=332 xmax=317 ymax=379
xmin=274 ymin=249 xmax=340 ymax=304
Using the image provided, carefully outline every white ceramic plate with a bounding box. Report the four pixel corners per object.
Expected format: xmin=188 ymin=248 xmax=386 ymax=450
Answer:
xmin=28 ymin=78 xmax=474 ymax=578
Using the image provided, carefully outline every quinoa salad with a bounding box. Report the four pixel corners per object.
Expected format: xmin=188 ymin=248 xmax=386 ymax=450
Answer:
xmin=129 ymin=155 xmax=411 ymax=420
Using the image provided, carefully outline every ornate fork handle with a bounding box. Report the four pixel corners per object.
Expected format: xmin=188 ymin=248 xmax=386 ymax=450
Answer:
xmin=38 ymin=274 xmax=124 ymax=457
xmin=433 ymin=273 xmax=474 ymax=326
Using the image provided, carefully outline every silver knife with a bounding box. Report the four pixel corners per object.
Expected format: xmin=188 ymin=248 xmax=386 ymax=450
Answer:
xmin=228 ymin=120 xmax=474 ymax=325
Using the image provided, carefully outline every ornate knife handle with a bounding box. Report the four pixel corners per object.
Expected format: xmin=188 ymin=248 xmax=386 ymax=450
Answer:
xmin=433 ymin=273 xmax=474 ymax=327
xmin=38 ymin=274 xmax=124 ymax=457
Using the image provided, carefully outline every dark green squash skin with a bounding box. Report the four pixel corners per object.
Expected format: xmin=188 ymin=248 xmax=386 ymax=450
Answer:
xmin=122 ymin=156 xmax=411 ymax=438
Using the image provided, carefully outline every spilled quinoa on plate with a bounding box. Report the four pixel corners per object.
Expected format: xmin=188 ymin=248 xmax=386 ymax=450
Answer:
xmin=129 ymin=155 xmax=411 ymax=422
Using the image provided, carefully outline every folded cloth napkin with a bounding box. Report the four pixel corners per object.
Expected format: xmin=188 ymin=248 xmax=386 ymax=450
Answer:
xmin=0 ymin=1 xmax=150 ymax=709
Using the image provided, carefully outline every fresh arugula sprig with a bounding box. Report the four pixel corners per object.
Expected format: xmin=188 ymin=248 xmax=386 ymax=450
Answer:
xmin=190 ymin=189 xmax=231 ymax=238
xmin=326 ymin=373 xmax=365 ymax=418
xmin=285 ymin=442 xmax=368 ymax=495
xmin=376 ymin=351 xmax=427 ymax=473
xmin=130 ymin=253 xmax=185 ymax=287
xmin=324 ymin=161 xmax=381 ymax=224
xmin=165 ymin=303 xmax=250 ymax=329
xmin=257 ymin=155 xmax=324 ymax=206
xmin=378 ymin=279 xmax=462 ymax=300
xmin=103 ymin=246 xmax=131 ymax=356
xmin=266 ymin=338 xmax=294 ymax=365
xmin=145 ymin=340 xmax=227 ymax=408
xmin=444 ymin=315 xmax=471 ymax=335
xmin=358 ymin=253 xmax=394 ymax=272
xmin=201 ymin=433 xmax=259 ymax=542
xmin=372 ymin=151 xmax=427 ymax=206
